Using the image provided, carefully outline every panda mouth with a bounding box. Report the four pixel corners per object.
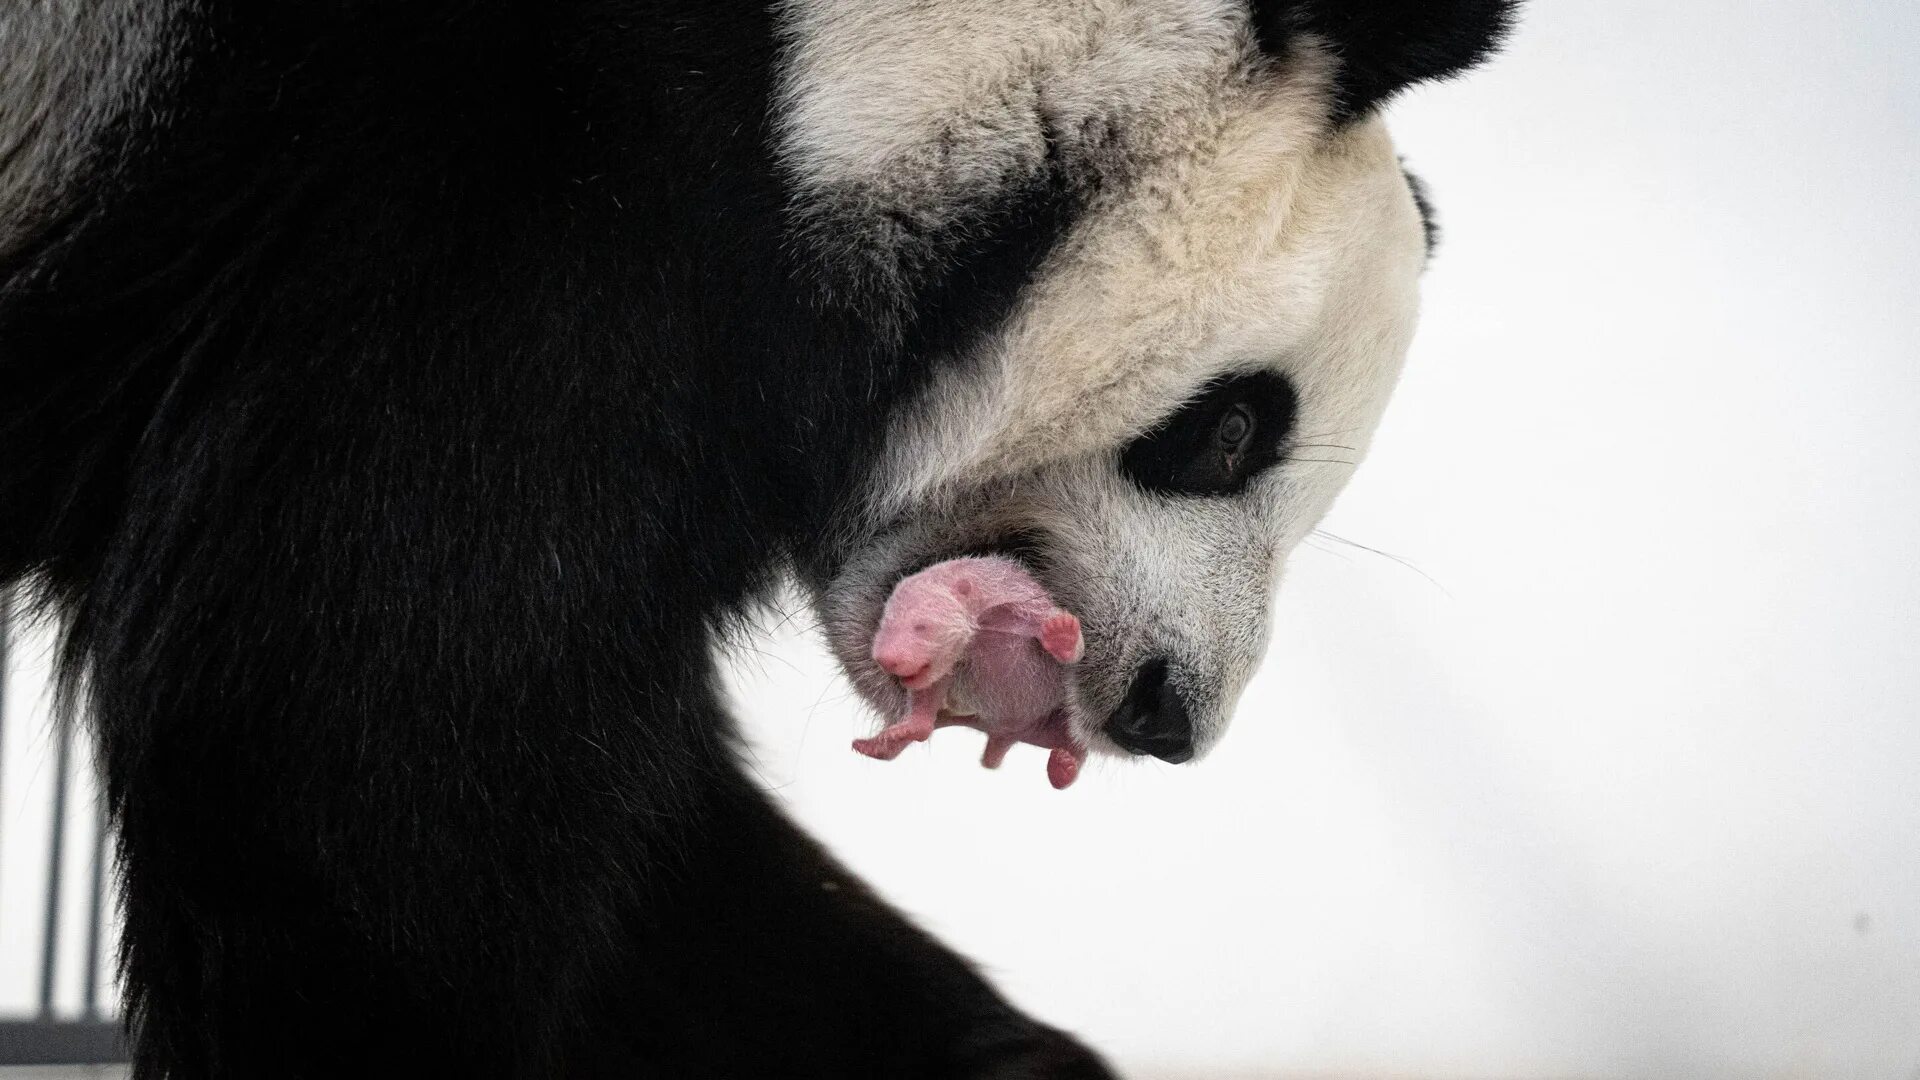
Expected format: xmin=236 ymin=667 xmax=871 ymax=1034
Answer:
xmin=858 ymin=526 xmax=1098 ymax=788
xmin=873 ymin=526 xmax=1099 ymax=728
xmin=898 ymin=528 xmax=1052 ymax=590
xmin=882 ymin=527 xmax=1073 ymax=685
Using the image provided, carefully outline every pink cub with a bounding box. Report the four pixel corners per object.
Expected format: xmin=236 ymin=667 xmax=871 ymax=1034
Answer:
xmin=854 ymin=555 xmax=1088 ymax=789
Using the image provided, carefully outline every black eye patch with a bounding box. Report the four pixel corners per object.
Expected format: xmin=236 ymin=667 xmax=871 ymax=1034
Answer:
xmin=1119 ymin=372 xmax=1298 ymax=497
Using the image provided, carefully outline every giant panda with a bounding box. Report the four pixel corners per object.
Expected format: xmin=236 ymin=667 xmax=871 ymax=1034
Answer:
xmin=0 ymin=1 xmax=1513 ymax=1075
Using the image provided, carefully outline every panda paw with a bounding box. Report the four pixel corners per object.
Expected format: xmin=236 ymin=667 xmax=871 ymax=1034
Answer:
xmin=950 ymin=1026 xmax=1115 ymax=1080
xmin=1038 ymin=611 xmax=1084 ymax=664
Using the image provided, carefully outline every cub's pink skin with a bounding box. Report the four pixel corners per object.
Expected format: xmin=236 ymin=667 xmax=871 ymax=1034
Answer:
xmin=853 ymin=556 xmax=1087 ymax=788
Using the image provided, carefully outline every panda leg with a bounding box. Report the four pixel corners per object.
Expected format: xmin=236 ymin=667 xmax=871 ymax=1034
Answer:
xmin=603 ymin=751 xmax=1116 ymax=1077
xmin=852 ymin=684 xmax=943 ymax=760
xmin=981 ymin=733 xmax=1016 ymax=769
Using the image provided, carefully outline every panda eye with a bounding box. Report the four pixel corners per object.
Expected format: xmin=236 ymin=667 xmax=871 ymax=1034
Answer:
xmin=1217 ymin=405 xmax=1254 ymax=454
xmin=1119 ymin=372 xmax=1298 ymax=498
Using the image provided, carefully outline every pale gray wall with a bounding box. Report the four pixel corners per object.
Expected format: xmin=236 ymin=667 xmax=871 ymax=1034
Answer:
xmin=737 ymin=2 xmax=1920 ymax=1076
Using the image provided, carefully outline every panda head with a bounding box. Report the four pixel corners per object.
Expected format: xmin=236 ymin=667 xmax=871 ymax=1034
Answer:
xmin=787 ymin=0 xmax=1515 ymax=765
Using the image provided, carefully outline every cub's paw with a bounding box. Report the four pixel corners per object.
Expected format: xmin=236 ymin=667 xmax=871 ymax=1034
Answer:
xmin=852 ymin=714 xmax=936 ymax=761
xmin=1038 ymin=612 xmax=1084 ymax=664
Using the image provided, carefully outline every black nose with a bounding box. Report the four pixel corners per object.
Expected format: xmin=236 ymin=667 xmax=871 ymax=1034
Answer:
xmin=1103 ymin=658 xmax=1194 ymax=764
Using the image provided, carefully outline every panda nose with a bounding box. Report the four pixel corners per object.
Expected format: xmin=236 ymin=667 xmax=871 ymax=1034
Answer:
xmin=874 ymin=649 xmax=928 ymax=682
xmin=1103 ymin=658 xmax=1194 ymax=764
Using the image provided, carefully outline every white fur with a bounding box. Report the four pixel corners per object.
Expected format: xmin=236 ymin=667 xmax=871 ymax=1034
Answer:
xmin=774 ymin=0 xmax=1249 ymax=214
xmin=772 ymin=0 xmax=1256 ymax=306
xmin=783 ymin=1 xmax=1431 ymax=758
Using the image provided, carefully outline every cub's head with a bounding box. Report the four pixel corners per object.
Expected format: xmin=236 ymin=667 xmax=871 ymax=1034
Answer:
xmin=787 ymin=1 xmax=1515 ymax=765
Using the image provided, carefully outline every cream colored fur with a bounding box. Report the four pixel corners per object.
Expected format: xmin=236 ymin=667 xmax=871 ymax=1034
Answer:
xmin=784 ymin=0 xmax=1432 ymax=758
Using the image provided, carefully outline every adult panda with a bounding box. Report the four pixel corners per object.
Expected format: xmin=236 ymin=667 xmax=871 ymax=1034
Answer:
xmin=0 ymin=1 xmax=1513 ymax=1075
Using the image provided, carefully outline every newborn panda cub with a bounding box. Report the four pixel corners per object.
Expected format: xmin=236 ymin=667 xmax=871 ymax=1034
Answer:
xmin=855 ymin=556 xmax=1088 ymax=789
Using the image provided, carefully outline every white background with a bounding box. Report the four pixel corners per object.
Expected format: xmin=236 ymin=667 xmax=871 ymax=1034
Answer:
xmin=733 ymin=2 xmax=1920 ymax=1077
xmin=5 ymin=1 xmax=1918 ymax=1076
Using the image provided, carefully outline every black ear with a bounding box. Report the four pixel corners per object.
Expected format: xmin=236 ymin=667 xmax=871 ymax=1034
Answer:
xmin=1248 ymin=0 xmax=1518 ymax=122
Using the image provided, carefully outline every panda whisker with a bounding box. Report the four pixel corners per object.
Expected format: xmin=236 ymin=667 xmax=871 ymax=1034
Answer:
xmin=1291 ymin=427 xmax=1367 ymax=442
xmin=1311 ymin=531 xmax=1453 ymax=596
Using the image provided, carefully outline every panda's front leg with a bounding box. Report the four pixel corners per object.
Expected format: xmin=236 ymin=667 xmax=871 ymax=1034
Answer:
xmin=618 ymin=731 xmax=1115 ymax=1079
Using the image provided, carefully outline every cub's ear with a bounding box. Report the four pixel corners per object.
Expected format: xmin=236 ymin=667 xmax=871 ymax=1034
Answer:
xmin=1248 ymin=0 xmax=1519 ymax=122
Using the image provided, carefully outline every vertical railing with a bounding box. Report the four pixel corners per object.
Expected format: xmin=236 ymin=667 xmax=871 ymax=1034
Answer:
xmin=0 ymin=593 xmax=128 ymax=1064
xmin=39 ymin=699 xmax=70 ymax=1019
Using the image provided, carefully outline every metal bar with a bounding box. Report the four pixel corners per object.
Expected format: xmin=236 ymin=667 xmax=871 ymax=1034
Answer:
xmin=0 ymin=589 xmax=9 ymax=879
xmin=83 ymin=792 xmax=110 ymax=1019
xmin=41 ymin=711 xmax=72 ymax=1017
xmin=0 ymin=1019 xmax=128 ymax=1065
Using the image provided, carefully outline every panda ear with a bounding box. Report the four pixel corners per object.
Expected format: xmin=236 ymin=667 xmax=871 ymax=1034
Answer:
xmin=1248 ymin=0 xmax=1519 ymax=122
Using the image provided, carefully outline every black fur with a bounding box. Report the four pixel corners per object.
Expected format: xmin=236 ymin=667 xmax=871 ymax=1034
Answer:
xmin=1249 ymin=0 xmax=1518 ymax=122
xmin=1119 ymin=373 xmax=1299 ymax=498
xmin=2 ymin=3 xmax=1101 ymax=1076
xmin=1 ymin=3 xmax=1508 ymax=1076
xmin=1402 ymin=164 xmax=1441 ymax=258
